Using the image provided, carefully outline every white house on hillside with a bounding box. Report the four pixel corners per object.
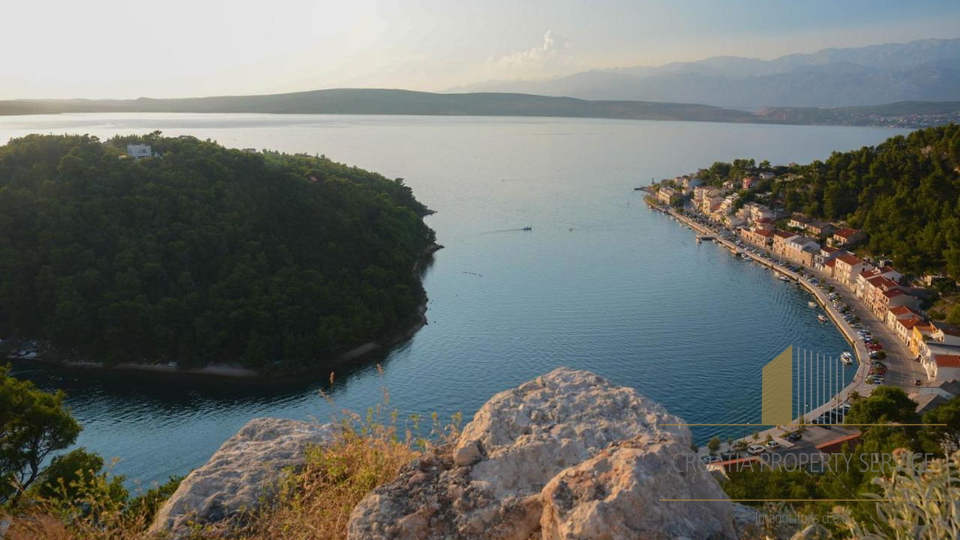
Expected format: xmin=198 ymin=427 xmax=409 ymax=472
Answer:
xmin=126 ymin=144 xmax=154 ymax=159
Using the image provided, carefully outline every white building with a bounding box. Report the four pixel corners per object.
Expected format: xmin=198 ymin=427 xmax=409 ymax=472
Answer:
xmin=126 ymin=144 xmax=154 ymax=159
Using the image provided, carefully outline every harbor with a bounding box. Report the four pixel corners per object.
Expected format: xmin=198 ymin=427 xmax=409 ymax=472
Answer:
xmin=645 ymin=199 xmax=879 ymax=459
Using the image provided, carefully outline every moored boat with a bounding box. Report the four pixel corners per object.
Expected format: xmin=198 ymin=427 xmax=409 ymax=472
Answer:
xmin=818 ymin=314 xmax=829 ymax=323
xmin=840 ymin=352 xmax=854 ymax=365
xmin=808 ymin=301 xmax=817 ymax=308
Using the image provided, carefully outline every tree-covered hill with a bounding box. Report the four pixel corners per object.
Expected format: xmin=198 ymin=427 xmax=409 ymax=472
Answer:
xmin=0 ymin=133 xmax=436 ymax=370
xmin=698 ymin=124 xmax=960 ymax=279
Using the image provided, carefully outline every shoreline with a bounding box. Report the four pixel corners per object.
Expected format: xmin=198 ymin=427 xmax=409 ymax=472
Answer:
xmin=5 ymin=243 xmax=443 ymax=380
xmin=646 ymin=200 xmax=870 ymax=417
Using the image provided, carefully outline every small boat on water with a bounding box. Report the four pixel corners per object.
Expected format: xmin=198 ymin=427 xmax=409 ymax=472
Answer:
xmin=840 ymin=352 xmax=854 ymax=365
xmin=818 ymin=314 xmax=829 ymax=323
xmin=778 ymin=275 xmax=790 ymax=282
xmin=808 ymin=301 xmax=817 ymax=308
xmin=522 ymin=226 xmax=533 ymax=231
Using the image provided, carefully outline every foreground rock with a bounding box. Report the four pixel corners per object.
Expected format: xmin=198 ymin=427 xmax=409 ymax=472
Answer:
xmin=150 ymin=417 xmax=336 ymax=537
xmin=540 ymin=435 xmax=736 ymax=539
xmin=347 ymin=367 xmax=736 ymax=540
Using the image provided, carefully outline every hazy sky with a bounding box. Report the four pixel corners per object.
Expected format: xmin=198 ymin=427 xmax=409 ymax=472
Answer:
xmin=3 ymin=0 xmax=960 ymax=100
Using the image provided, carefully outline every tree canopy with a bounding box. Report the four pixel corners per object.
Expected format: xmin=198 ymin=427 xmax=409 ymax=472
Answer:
xmin=697 ymin=125 xmax=960 ymax=279
xmin=0 ymin=133 xmax=436 ymax=370
xmin=0 ymin=364 xmax=81 ymax=503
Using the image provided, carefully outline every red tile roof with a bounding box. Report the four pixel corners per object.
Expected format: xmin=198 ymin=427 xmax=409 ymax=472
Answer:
xmin=836 ymin=254 xmax=863 ymax=266
xmin=834 ymin=227 xmax=861 ymax=239
xmin=900 ymin=317 xmax=923 ymax=330
xmin=825 ymin=259 xmax=837 ymax=268
xmin=935 ymin=355 xmax=960 ymax=368
xmin=774 ymin=230 xmax=796 ymax=239
xmin=821 ymin=246 xmax=839 ymax=254
xmin=757 ymin=229 xmax=775 ymax=238
xmin=889 ymin=306 xmax=923 ymax=317
xmin=816 ymin=432 xmax=862 ymax=453
xmin=883 ymin=289 xmax=908 ymax=299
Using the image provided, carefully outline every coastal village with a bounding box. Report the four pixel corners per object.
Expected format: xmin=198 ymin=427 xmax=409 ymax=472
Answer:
xmin=647 ymin=169 xmax=960 ymax=470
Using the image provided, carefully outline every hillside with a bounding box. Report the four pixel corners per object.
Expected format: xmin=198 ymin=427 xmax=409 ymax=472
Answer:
xmin=757 ymin=100 xmax=960 ymax=127
xmin=0 ymin=133 xmax=436 ymax=370
xmin=698 ymin=125 xmax=960 ymax=279
xmin=453 ymin=38 xmax=960 ymax=108
xmin=0 ymin=89 xmax=758 ymax=123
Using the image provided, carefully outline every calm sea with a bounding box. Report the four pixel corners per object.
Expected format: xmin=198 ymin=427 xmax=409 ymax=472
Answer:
xmin=0 ymin=114 xmax=908 ymax=489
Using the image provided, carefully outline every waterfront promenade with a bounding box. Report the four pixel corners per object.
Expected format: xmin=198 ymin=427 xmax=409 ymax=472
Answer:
xmin=653 ymin=204 xmax=879 ymax=456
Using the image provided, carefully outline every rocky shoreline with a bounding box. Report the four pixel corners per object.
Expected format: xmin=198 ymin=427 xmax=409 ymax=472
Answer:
xmin=2 ymin=243 xmax=443 ymax=380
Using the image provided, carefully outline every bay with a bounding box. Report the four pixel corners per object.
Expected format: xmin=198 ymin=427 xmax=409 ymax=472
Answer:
xmin=1 ymin=114 xmax=907 ymax=489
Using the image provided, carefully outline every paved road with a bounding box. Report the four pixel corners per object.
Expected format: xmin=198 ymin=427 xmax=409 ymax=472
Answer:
xmin=660 ymin=204 xmax=928 ymax=467
xmin=820 ymin=274 xmax=926 ymax=389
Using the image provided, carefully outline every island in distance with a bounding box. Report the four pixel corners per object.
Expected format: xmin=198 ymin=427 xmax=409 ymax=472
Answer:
xmin=2 ymin=88 xmax=959 ymax=128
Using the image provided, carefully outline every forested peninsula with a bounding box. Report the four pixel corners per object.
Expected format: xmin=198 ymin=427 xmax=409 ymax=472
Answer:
xmin=0 ymin=133 xmax=437 ymax=372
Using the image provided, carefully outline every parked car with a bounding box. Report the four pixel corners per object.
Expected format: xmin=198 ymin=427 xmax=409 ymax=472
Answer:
xmin=766 ymin=440 xmax=781 ymax=450
xmin=915 ymin=379 xmax=923 ymax=386
xmin=785 ymin=432 xmax=802 ymax=442
xmin=747 ymin=445 xmax=766 ymax=455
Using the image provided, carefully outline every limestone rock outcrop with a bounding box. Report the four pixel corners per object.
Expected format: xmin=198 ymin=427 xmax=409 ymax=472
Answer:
xmin=346 ymin=367 xmax=737 ymax=540
xmin=540 ymin=435 xmax=736 ymax=539
xmin=150 ymin=417 xmax=336 ymax=537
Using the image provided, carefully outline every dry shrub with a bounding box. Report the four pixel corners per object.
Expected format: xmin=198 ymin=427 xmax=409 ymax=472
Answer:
xmin=234 ymin=427 xmax=419 ymax=540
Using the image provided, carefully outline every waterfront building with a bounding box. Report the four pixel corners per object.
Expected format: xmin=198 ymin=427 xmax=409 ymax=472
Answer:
xmin=771 ymin=230 xmax=797 ymax=260
xmin=875 ymin=288 xmax=920 ymax=318
xmin=784 ymin=236 xmax=820 ymax=267
xmin=754 ymin=218 xmax=775 ymax=232
xmin=814 ymin=246 xmax=843 ymax=272
xmin=833 ymin=254 xmax=867 ymax=287
xmin=681 ymin=176 xmax=702 ymax=190
xmin=657 ymin=186 xmax=682 ymax=205
xmin=911 ymin=322 xmax=938 ymax=356
xmin=919 ymin=340 xmax=960 ymax=381
xmin=742 ymin=176 xmax=758 ymax=190
xmin=740 ymin=227 xmax=775 ymax=247
xmin=929 ymin=353 xmax=960 ymax=382
xmin=700 ymin=194 xmax=722 ymax=215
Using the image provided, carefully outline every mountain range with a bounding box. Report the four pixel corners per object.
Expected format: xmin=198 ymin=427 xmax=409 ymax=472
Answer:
xmin=450 ymin=38 xmax=960 ymax=108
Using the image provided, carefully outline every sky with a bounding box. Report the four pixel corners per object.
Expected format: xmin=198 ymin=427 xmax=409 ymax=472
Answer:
xmin=3 ymin=0 xmax=960 ymax=100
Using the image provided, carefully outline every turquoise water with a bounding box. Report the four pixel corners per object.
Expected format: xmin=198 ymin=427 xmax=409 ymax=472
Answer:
xmin=1 ymin=114 xmax=907 ymax=489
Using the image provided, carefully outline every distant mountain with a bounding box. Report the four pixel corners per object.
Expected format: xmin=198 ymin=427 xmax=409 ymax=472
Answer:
xmin=0 ymin=89 xmax=758 ymax=123
xmin=3 ymin=88 xmax=958 ymax=128
xmin=451 ymin=38 xmax=960 ymax=108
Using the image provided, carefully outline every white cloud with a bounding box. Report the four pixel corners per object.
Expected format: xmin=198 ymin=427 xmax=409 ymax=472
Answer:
xmin=488 ymin=30 xmax=570 ymax=75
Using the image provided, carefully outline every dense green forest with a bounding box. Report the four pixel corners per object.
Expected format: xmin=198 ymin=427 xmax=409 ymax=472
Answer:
xmin=697 ymin=124 xmax=960 ymax=279
xmin=0 ymin=133 xmax=436 ymax=370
